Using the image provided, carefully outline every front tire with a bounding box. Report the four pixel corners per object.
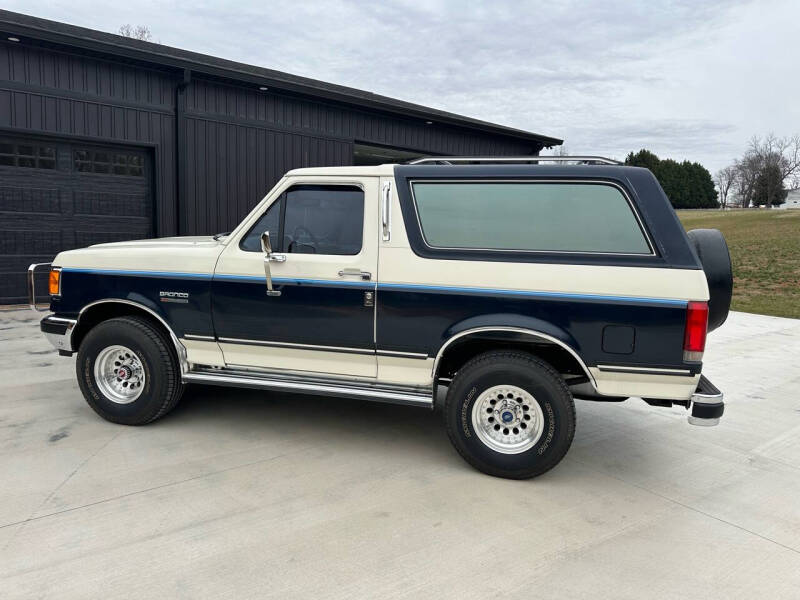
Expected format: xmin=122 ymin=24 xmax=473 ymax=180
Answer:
xmin=76 ymin=316 xmax=184 ymax=425
xmin=444 ymin=351 xmax=576 ymax=479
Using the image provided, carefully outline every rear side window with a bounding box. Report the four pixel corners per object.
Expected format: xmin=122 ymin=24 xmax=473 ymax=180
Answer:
xmin=411 ymin=182 xmax=651 ymax=254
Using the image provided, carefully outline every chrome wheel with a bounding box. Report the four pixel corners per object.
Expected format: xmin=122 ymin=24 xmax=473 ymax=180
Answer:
xmin=471 ymin=384 xmax=545 ymax=454
xmin=93 ymin=345 xmax=146 ymax=404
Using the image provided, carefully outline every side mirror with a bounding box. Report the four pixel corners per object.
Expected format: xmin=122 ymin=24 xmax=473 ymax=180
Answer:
xmin=260 ymin=230 xmax=273 ymax=255
xmin=260 ymin=230 xmax=286 ymax=262
xmin=259 ymin=230 xmax=282 ymax=297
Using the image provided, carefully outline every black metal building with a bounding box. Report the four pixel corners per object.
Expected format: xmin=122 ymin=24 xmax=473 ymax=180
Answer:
xmin=0 ymin=10 xmax=561 ymax=303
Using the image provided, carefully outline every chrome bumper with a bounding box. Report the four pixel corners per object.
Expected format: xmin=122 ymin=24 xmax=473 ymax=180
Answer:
xmin=688 ymin=375 xmax=724 ymax=426
xmin=41 ymin=315 xmax=77 ymax=354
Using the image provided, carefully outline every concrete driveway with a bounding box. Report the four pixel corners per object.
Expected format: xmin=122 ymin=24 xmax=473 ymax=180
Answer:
xmin=1 ymin=308 xmax=799 ymax=599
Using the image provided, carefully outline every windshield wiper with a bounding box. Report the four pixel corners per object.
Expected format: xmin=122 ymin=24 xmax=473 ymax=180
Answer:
xmin=213 ymin=231 xmax=231 ymax=241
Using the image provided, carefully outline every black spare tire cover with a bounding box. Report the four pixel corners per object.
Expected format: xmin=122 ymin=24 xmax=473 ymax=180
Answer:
xmin=686 ymin=228 xmax=733 ymax=332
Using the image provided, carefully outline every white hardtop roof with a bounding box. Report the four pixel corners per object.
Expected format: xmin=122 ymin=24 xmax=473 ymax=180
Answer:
xmin=285 ymin=164 xmax=396 ymax=177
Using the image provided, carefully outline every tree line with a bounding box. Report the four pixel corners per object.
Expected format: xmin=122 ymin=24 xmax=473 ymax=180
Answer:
xmin=624 ymin=150 xmax=719 ymax=209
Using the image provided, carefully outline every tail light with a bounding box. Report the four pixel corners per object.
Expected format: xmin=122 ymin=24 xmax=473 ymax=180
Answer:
xmin=48 ymin=268 xmax=61 ymax=296
xmin=683 ymin=301 xmax=708 ymax=362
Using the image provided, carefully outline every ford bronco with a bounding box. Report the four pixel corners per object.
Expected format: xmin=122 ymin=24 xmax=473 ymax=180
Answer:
xmin=31 ymin=156 xmax=732 ymax=479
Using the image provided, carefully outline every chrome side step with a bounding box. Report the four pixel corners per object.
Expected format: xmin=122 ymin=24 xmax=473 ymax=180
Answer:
xmin=183 ymin=367 xmax=433 ymax=408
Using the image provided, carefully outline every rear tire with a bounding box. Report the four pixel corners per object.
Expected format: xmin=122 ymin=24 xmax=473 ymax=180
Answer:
xmin=76 ymin=316 xmax=184 ymax=425
xmin=444 ymin=351 xmax=576 ymax=479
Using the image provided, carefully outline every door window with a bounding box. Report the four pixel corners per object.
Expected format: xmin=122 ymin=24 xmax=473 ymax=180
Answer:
xmin=241 ymin=185 xmax=364 ymax=255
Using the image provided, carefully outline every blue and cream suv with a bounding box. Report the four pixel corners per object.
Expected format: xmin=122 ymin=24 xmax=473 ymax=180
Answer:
xmin=32 ymin=156 xmax=731 ymax=479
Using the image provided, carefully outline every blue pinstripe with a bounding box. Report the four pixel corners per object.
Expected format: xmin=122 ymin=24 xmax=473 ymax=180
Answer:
xmin=60 ymin=267 xmax=688 ymax=306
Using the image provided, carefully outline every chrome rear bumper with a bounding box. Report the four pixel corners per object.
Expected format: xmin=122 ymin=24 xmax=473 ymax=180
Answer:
xmin=688 ymin=375 xmax=724 ymax=426
xmin=40 ymin=315 xmax=77 ymax=354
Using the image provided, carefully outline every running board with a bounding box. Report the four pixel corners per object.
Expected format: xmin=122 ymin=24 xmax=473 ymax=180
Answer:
xmin=183 ymin=367 xmax=433 ymax=408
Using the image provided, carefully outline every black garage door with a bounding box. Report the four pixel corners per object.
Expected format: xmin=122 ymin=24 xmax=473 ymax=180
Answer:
xmin=0 ymin=136 xmax=153 ymax=304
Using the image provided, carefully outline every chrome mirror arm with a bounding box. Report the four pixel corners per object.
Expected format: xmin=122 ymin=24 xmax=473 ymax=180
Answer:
xmin=260 ymin=231 xmax=283 ymax=297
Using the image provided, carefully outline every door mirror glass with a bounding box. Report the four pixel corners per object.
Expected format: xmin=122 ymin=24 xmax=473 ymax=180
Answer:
xmin=260 ymin=230 xmax=273 ymax=254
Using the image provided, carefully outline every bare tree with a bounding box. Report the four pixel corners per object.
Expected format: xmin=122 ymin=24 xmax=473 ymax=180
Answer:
xmin=715 ymin=166 xmax=736 ymax=209
xmin=732 ymin=154 xmax=758 ymax=207
xmin=118 ymin=24 xmax=153 ymax=42
xmin=744 ymin=134 xmax=800 ymax=207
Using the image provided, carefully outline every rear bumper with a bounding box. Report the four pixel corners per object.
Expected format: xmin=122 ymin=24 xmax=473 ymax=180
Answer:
xmin=40 ymin=315 xmax=77 ymax=354
xmin=688 ymin=375 xmax=724 ymax=426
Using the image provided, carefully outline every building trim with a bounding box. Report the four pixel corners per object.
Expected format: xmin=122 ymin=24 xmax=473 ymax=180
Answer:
xmin=0 ymin=80 xmax=174 ymax=115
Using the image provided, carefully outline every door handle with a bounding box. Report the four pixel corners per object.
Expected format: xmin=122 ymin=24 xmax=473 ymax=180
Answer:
xmin=381 ymin=180 xmax=391 ymax=241
xmin=338 ymin=268 xmax=371 ymax=281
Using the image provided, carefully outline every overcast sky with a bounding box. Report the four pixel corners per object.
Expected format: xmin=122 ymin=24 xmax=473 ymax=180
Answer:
xmin=7 ymin=0 xmax=799 ymax=172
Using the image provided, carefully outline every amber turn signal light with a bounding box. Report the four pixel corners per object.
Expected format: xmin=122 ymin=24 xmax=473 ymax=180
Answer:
xmin=48 ymin=268 xmax=61 ymax=296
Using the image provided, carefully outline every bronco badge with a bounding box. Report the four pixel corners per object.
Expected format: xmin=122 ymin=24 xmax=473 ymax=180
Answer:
xmin=159 ymin=291 xmax=189 ymax=304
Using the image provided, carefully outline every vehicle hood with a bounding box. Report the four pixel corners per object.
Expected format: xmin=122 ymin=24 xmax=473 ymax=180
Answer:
xmin=88 ymin=235 xmax=223 ymax=249
xmin=54 ymin=235 xmax=227 ymax=273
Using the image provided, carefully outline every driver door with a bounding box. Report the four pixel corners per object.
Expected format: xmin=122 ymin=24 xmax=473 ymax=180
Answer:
xmin=212 ymin=177 xmax=379 ymax=378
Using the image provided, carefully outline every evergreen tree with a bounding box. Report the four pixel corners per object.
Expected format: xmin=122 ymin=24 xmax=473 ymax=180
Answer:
xmin=624 ymin=149 xmax=718 ymax=209
xmin=752 ymin=163 xmax=788 ymax=206
xmin=624 ymin=149 xmax=660 ymax=172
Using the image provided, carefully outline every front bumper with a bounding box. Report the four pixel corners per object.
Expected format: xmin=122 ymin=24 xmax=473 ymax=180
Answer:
xmin=41 ymin=315 xmax=77 ymax=354
xmin=687 ymin=375 xmax=724 ymax=426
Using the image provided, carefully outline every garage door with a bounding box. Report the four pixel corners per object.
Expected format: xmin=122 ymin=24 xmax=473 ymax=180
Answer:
xmin=0 ymin=136 xmax=153 ymax=304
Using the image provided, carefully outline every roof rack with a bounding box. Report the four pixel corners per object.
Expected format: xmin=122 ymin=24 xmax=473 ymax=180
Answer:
xmin=407 ymin=156 xmax=622 ymax=165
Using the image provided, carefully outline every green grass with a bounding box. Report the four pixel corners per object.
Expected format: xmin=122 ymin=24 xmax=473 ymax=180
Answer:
xmin=677 ymin=209 xmax=800 ymax=319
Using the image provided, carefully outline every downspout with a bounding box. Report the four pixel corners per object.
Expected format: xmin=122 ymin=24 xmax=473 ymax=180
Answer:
xmin=175 ymin=68 xmax=191 ymax=236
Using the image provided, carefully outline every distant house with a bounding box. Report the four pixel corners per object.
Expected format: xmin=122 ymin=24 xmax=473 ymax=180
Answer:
xmin=780 ymin=188 xmax=800 ymax=209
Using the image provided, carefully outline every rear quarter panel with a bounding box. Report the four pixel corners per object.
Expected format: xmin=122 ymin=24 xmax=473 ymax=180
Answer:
xmin=377 ymin=166 xmax=708 ymax=397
